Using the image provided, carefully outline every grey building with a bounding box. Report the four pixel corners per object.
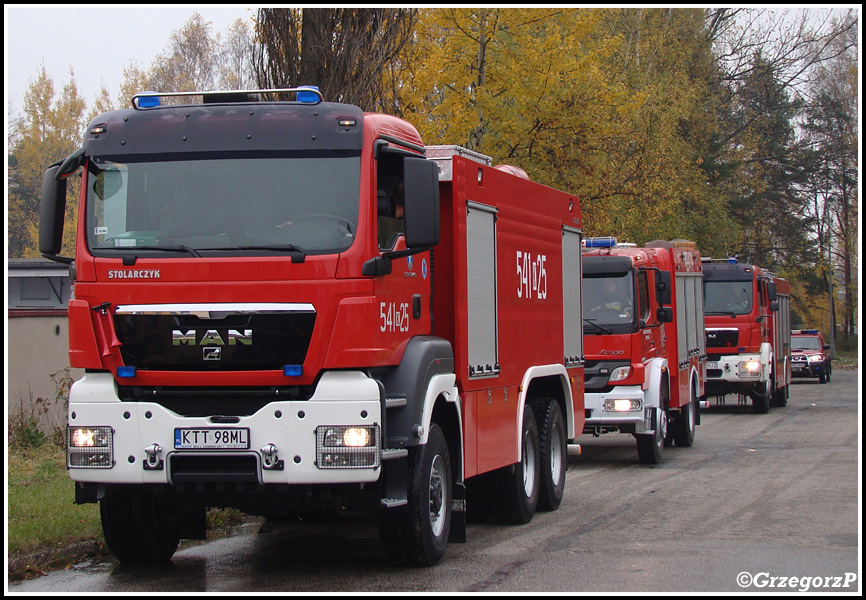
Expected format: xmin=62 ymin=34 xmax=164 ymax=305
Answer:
xmin=7 ymin=259 xmax=81 ymax=435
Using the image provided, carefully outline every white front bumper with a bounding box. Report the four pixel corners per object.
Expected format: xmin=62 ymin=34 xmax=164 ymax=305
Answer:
xmin=705 ymin=354 xmax=765 ymax=383
xmin=67 ymin=371 xmax=383 ymax=486
xmin=585 ymin=386 xmax=649 ymax=429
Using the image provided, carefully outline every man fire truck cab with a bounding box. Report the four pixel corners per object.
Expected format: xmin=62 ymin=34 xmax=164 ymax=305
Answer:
xmin=39 ymin=88 xmax=586 ymax=567
xmin=790 ymin=329 xmax=832 ymax=383
xmin=701 ymin=258 xmax=791 ymax=413
xmin=581 ymin=238 xmax=705 ymax=464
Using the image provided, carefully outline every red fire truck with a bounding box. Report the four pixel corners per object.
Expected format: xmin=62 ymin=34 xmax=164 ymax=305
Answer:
xmin=39 ymin=88 xmax=586 ymax=567
xmin=700 ymin=259 xmax=792 ymax=413
xmin=581 ymin=238 xmax=706 ymax=463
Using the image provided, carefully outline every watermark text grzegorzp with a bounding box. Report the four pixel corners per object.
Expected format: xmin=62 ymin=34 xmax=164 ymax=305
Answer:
xmin=737 ymin=571 xmax=858 ymax=592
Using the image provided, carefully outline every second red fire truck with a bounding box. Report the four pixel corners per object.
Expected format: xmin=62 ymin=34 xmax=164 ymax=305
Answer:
xmin=581 ymin=238 xmax=706 ymax=464
xmin=39 ymin=88 xmax=586 ymax=567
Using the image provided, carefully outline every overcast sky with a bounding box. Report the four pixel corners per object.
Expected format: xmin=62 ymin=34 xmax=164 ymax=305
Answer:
xmin=5 ymin=4 xmax=253 ymax=120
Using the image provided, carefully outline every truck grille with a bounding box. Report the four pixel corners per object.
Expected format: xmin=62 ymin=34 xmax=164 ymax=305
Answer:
xmin=169 ymin=454 xmax=259 ymax=483
xmin=706 ymin=328 xmax=739 ymax=348
xmin=114 ymin=306 xmax=315 ymax=371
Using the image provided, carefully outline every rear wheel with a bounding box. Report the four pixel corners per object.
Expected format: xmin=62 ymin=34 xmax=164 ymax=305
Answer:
xmin=490 ymin=404 xmax=540 ymax=524
xmin=774 ymin=382 xmax=789 ymax=407
xmin=752 ymin=378 xmax=771 ymax=414
xmin=536 ymin=400 xmax=566 ymax=512
xmin=636 ymin=405 xmax=667 ymax=464
xmin=672 ymin=396 xmax=696 ymax=447
xmin=100 ymin=485 xmax=181 ymax=565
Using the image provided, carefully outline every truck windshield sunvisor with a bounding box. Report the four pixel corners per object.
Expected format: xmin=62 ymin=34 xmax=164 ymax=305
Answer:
xmin=85 ymin=154 xmax=361 ymax=257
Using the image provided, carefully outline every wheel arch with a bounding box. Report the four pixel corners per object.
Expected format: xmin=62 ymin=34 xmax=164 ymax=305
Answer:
xmin=518 ymin=365 xmax=573 ymax=452
xmin=644 ymin=357 xmax=670 ymax=410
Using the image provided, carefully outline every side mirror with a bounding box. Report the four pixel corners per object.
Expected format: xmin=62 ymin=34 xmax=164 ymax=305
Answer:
xmin=39 ymin=165 xmax=68 ymax=257
xmin=769 ymin=300 xmax=779 ymax=312
xmin=655 ymin=271 xmax=672 ymax=306
xmin=403 ymin=157 xmax=440 ymax=248
xmin=766 ymin=280 xmax=778 ymax=302
xmin=656 ymin=306 xmax=673 ymax=323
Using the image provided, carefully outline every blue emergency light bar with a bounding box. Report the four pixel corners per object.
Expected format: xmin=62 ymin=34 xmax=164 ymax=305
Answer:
xmin=135 ymin=92 xmax=161 ymax=108
xmin=584 ymin=237 xmax=617 ymax=248
xmin=792 ymin=329 xmax=819 ymax=335
xmin=296 ymin=85 xmax=320 ymax=103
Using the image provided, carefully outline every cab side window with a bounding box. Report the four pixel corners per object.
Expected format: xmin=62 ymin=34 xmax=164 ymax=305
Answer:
xmin=637 ymin=271 xmax=651 ymax=322
xmin=377 ymin=152 xmax=405 ymax=250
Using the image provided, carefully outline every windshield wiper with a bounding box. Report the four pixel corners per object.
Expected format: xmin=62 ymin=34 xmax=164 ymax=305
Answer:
xmin=218 ymin=244 xmax=308 ymax=263
xmin=135 ymin=245 xmax=201 ymax=257
xmin=583 ymin=318 xmax=613 ymax=334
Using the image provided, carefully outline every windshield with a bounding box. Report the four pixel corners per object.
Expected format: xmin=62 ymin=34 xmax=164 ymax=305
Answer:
xmin=583 ymin=273 xmax=635 ymax=334
xmin=85 ymin=155 xmax=361 ymax=256
xmin=703 ymin=280 xmax=753 ymax=315
xmin=791 ymin=337 xmax=822 ymax=351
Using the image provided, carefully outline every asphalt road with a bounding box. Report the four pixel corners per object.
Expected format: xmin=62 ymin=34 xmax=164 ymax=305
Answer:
xmin=8 ymin=370 xmax=861 ymax=593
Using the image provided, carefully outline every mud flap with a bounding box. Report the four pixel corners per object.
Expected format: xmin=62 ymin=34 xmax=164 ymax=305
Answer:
xmin=179 ymin=507 xmax=207 ymax=540
xmin=449 ymin=481 xmax=466 ymax=543
xmin=380 ymin=454 xmax=409 ymax=508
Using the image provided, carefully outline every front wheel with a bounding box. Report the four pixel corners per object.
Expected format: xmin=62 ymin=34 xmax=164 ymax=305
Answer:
xmin=379 ymin=423 xmax=452 ymax=567
xmin=100 ymin=485 xmax=182 ymax=565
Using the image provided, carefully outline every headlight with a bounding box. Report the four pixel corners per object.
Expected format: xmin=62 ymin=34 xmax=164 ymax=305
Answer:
xmin=808 ymin=355 xmax=824 ymax=362
xmin=316 ymin=425 xmax=380 ymax=469
xmin=609 ymin=366 xmax=632 ymax=382
xmin=67 ymin=426 xmax=114 ymax=468
xmin=604 ymin=398 xmax=642 ymax=412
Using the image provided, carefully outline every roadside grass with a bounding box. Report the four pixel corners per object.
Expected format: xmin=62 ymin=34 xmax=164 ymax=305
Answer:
xmin=833 ymin=349 xmax=858 ymax=370
xmin=8 ymin=443 xmax=104 ymax=570
xmin=8 ymin=442 xmax=254 ymax=579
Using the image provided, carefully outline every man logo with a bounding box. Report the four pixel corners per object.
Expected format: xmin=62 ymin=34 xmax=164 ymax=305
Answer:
xmin=172 ymin=329 xmax=253 ymax=346
xmin=203 ymin=347 xmax=222 ymax=361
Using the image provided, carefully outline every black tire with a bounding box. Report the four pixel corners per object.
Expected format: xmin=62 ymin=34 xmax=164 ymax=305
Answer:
xmin=379 ymin=423 xmax=452 ymax=567
xmin=672 ymin=397 xmax=696 ymax=448
xmin=490 ymin=404 xmax=540 ymax=524
xmin=100 ymin=485 xmax=181 ymax=565
xmin=636 ymin=405 xmax=667 ymax=464
xmin=818 ymin=371 xmax=827 ymax=384
xmin=535 ymin=400 xmax=567 ymax=512
xmin=752 ymin=379 xmax=771 ymax=414
xmin=774 ymin=383 xmax=789 ymax=407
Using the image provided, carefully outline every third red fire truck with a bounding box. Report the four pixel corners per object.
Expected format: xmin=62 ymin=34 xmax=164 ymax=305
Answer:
xmin=701 ymin=259 xmax=792 ymax=413
xmin=581 ymin=238 xmax=705 ymax=464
